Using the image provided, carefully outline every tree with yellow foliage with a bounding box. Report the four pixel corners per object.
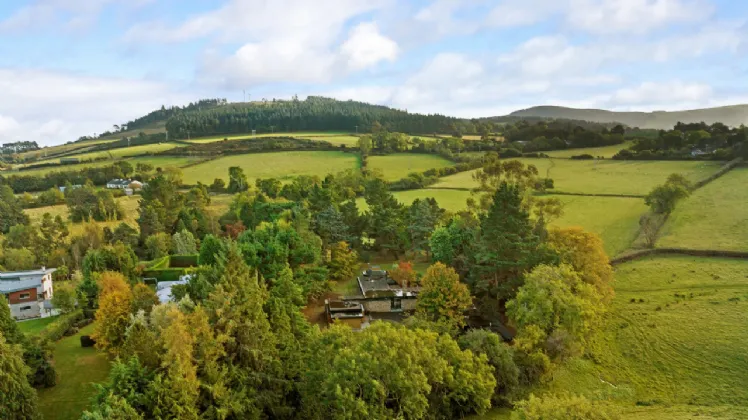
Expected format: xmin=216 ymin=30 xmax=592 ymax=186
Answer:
xmin=416 ymin=262 xmax=472 ymax=329
xmin=92 ymin=272 xmax=132 ymax=354
xmin=547 ymin=227 xmax=614 ymax=302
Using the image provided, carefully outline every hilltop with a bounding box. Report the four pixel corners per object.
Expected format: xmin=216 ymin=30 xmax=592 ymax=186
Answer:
xmin=505 ymin=105 xmax=748 ymax=129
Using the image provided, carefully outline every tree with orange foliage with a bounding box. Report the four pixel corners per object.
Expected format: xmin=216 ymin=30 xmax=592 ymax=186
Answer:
xmin=92 ymin=272 xmax=132 ymax=354
xmin=390 ymin=261 xmax=418 ymax=287
xmin=416 ymin=263 xmax=472 ymax=329
xmin=547 ymin=227 xmax=614 ymax=302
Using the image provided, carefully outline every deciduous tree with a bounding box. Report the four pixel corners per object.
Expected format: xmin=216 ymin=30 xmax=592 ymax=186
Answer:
xmin=416 ymin=263 xmax=472 ymax=329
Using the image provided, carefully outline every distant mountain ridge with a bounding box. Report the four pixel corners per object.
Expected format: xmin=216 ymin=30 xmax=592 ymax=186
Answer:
xmin=507 ymin=105 xmax=748 ymax=129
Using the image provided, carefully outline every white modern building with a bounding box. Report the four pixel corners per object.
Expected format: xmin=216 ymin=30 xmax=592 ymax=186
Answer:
xmin=0 ymin=267 xmax=56 ymax=320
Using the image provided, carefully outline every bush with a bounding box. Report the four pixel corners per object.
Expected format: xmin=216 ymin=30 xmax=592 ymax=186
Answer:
xmin=169 ymin=254 xmax=199 ymax=268
xmin=570 ymin=154 xmax=594 ymax=160
xmin=140 ymin=268 xmax=185 ymax=282
xmin=38 ymin=310 xmax=85 ymax=343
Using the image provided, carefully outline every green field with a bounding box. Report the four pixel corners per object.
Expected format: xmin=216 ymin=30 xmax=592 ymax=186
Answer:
xmin=658 ymin=168 xmax=748 ymax=251
xmin=18 ymin=139 xmax=116 ymax=160
xmin=541 ymin=256 xmax=748 ymax=418
xmin=359 ymin=188 xmax=645 ymax=257
xmin=432 ymin=159 xmax=720 ymax=195
xmin=367 ymin=154 xmax=454 ymax=181
xmin=544 ymin=141 xmax=634 ymax=158
xmin=552 ymin=195 xmax=647 ymax=257
xmin=18 ymin=316 xmax=59 ymax=335
xmin=181 ymin=151 xmax=358 ymax=185
xmin=185 ymin=131 xmax=353 ymax=144
xmin=38 ymin=323 xmax=111 ymax=420
xmin=34 ymin=142 xmax=185 ymax=164
xmin=7 ymin=156 xmax=199 ymax=178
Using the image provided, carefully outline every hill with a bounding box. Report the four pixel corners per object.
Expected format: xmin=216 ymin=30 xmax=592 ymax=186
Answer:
xmin=506 ymin=105 xmax=748 ymax=129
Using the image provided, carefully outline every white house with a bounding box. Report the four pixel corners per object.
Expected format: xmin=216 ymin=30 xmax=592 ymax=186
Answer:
xmin=106 ymin=179 xmax=132 ymax=189
xmin=0 ymin=268 xmax=55 ymax=320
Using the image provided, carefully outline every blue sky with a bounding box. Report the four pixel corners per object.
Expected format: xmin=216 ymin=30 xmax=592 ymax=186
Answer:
xmin=0 ymin=0 xmax=746 ymax=146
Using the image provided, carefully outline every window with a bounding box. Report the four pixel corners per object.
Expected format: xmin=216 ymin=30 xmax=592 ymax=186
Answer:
xmin=19 ymin=293 xmax=30 ymax=299
xmin=20 ymin=306 xmax=32 ymax=311
xmin=392 ymin=298 xmax=402 ymax=310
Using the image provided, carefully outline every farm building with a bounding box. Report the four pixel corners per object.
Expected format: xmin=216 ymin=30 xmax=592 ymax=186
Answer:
xmin=106 ymin=179 xmax=144 ymax=190
xmin=0 ymin=267 xmax=55 ymax=320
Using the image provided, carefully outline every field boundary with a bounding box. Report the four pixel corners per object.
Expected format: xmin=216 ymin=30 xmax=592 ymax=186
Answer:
xmin=690 ymin=157 xmax=743 ymax=191
xmin=540 ymin=191 xmax=645 ymax=199
xmin=610 ymin=248 xmax=748 ymax=265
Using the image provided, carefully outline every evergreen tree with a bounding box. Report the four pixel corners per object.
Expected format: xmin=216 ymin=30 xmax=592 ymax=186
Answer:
xmin=0 ymin=332 xmax=39 ymax=420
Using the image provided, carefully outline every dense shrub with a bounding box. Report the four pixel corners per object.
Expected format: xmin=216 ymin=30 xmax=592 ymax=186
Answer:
xmin=169 ymin=254 xmax=199 ymax=268
xmin=38 ymin=310 xmax=85 ymax=343
xmin=570 ymin=154 xmax=594 ymax=160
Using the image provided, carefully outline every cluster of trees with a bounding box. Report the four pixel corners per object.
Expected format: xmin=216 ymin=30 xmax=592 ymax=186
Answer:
xmin=615 ymin=122 xmax=748 ymax=160
xmin=1 ymin=152 xmax=618 ymax=418
xmin=163 ymin=136 xmax=338 ymax=158
xmin=164 ymin=96 xmax=461 ymax=139
xmin=1 ymin=141 xmax=40 ymax=155
xmin=502 ymin=120 xmax=626 ymax=152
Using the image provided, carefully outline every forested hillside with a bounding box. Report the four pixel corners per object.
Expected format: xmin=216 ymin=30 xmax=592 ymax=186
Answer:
xmin=164 ymin=96 xmax=460 ymax=139
xmin=507 ymin=105 xmax=748 ymax=129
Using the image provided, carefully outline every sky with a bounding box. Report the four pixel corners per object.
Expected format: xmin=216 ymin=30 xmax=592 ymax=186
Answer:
xmin=0 ymin=0 xmax=747 ymax=146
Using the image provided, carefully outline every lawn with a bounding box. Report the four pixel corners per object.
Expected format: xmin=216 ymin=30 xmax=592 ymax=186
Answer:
xmin=181 ymin=151 xmax=358 ymax=185
xmin=37 ymin=323 xmax=111 ymax=420
xmin=540 ymin=256 xmax=748 ymax=418
xmin=544 ymin=141 xmax=634 ymax=158
xmin=658 ymin=168 xmax=748 ymax=251
xmin=18 ymin=316 xmax=59 ymax=335
xmin=367 ymin=154 xmax=455 ymax=181
xmin=552 ymin=195 xmax=648 ymax=257
xmin=432 ymin=158 xmax=721 ymax=196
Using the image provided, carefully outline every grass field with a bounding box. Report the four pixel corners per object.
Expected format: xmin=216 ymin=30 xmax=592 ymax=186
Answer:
xmin=552 ymin=195 xmax=647 ymax=257
xmin=544 ymin=141 xmax=634 ymax=158
xmin=185 ymin=131 xmax=352 ymax=144
xmin=432 ymin=159 xmax=720 ymax=195
xmin=181 ymin=151 xmax=358 ymax=185
xmin=18 ymin=316 xmax=59 ymax=335
xmin=367 ymin=154 xmax=454 ymax=181
xmin=658 ymin=168 xmax=748 ymax=251
xmin=7 ymin=156 xmax=200 ymax=178
xmin=34 ymin=142 xmax=185 ymax=164
xmin=540 ymin=256 xmax=748 ymax=418
xmin=37 ymin=323 xmax=111 ymax=420
xmin=359 ymin=188 xmax=645 ymax=257
xmin=18 ymin=139 xmax=116 ymax=160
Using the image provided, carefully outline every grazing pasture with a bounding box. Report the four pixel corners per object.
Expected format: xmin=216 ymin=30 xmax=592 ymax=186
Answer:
xmin=185 ymin=131 xmax=352 ymax=144
xmin=658 ymin=168 xmax=748 ymax=251
xmin=37 ymin=323 xmax=111 ymax=420
xmin=367 ymin=153 xmax=454 ymax=181
xmin=181 ymin=151 xmax=358 ymax=185
xmin=34 ymin=142 xmax=185 ymax=164
xmin=17 ymin=139 xmax=116 ymax=160
xmin=541 ymin=256 xmax=748 ymax=418
xmin=432 ymin=158 xmax=720 ymax=195
xmin=6 ymin=155 xmax=200 ymax=178
xmin=543 ymin=141 xmax=633 ymax=158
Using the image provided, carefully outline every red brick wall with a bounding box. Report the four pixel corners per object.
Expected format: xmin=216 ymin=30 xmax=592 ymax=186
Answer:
xmin=8 ymin=288 xmax=37 ymax=304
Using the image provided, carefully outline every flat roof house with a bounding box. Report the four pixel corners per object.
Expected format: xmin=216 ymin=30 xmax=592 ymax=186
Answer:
xmin=0 ymin=267 xmax=55 ymax=320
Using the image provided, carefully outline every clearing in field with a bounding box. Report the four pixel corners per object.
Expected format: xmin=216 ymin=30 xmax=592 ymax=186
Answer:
xmin=181 ymin=151 xmax=358 ymax=185
xmin=432 ymin=158 xmax=720 ymax=196
xmin=37 ymin=323 xmax=111 ymax=420
xmin=658 ymin=168 xmax=748 ymax=251
xmin=367 ymin=153 xmax=454 ymax=181
xmin=542 ymin=256 xmax=748 ymax=418
xmin=543 ymin=141 xmax=633 ymax=158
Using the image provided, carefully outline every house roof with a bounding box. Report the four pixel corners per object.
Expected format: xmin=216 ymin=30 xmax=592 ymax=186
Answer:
xmin=0 ymin=279 xmax=41 ymax=294
xmin=107 ymin=179 xmax=132 ymax=186
xmin=0 ymin=268 xmax=55 ymax=279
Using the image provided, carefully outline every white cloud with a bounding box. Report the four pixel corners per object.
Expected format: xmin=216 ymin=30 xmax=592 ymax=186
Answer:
xmin=341 ymin=23 xmax=399 ymax=71
xmin=0 ymin=69 xmax=191 ymax=146
xmin=567 ymin=0 xmax=711 ymax=35
xmin=0 ymin=0 xmax=152 ymax=32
